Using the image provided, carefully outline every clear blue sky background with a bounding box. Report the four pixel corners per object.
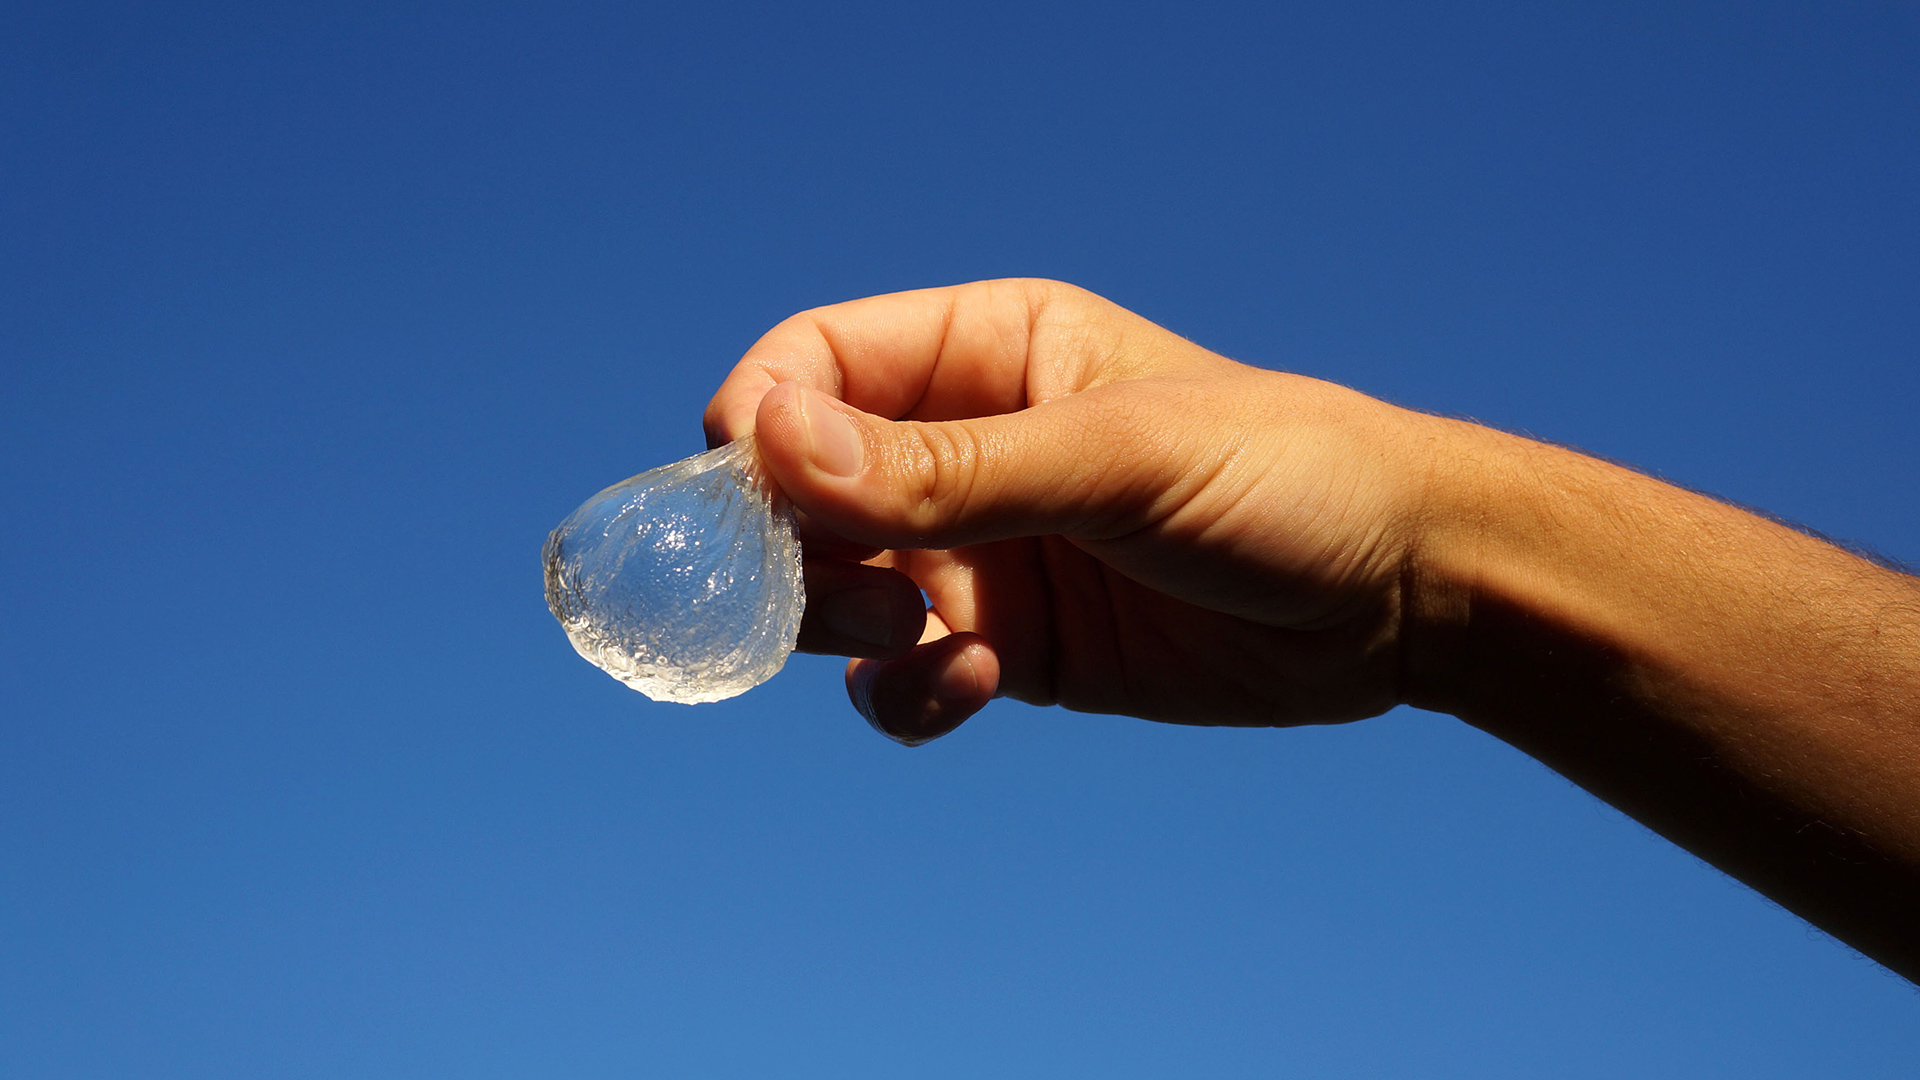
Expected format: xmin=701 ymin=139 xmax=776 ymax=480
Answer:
xmin=4 ymin=2 xmax=1917 ymax=1076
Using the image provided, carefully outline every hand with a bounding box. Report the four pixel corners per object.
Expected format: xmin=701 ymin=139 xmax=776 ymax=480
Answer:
xmin=703 ymin=279 xmax=1447 ymax=744
xmin=706 ymin=278 xmax=1920 ymax=978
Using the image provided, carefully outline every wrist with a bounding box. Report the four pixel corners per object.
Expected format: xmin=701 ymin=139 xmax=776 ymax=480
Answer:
xmin=1393 ymin=419 xmax=1594 ymax=718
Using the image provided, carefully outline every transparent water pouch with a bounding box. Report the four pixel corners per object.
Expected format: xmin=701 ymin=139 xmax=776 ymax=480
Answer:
xmin=542 ymin=437 xmax=804 ymax=704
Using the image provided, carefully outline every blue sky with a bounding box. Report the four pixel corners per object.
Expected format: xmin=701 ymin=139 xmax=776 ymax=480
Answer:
xmin=3 ymin=2 xmax=1917 ymax=1076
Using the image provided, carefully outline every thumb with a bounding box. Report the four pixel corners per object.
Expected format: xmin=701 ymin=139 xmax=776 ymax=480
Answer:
xmin=753 ymin=381 xmax=1187 ymax=551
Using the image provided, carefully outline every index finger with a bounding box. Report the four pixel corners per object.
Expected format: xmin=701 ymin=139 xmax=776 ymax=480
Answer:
xmin=702 ymin=278 xmax=1128 ymax=446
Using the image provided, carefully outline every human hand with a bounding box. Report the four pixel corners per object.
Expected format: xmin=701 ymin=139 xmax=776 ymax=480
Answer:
xmin=706 ymin=280 xmax=1920 ymax=978
xmin=704 ymin=280 xmax=1449 ymax=744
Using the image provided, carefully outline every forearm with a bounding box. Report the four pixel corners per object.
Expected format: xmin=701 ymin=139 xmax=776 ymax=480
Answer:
xmin=1401 ymin=419 xmax=1920 ymax=980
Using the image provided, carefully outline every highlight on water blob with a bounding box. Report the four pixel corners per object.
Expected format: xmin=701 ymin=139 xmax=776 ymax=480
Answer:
xmin=542 ymin=436 xmax=804 ymax=704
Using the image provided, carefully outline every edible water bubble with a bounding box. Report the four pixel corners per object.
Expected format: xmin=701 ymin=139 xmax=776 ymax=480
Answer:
xmin=542 ymin=436 xmax=804 ymax=704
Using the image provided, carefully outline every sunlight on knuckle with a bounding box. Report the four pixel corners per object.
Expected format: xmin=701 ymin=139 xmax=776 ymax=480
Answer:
xmin=904 ymin=421 xmax=981 ymax=534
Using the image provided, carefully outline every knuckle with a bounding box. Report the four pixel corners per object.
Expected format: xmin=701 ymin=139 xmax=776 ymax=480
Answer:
xmin=898 ymin=420 xmax=983 ymax=539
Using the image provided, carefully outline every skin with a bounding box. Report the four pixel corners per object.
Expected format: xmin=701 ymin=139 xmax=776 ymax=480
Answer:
xmin=702 ymin=278 xmax=1920 ymax=982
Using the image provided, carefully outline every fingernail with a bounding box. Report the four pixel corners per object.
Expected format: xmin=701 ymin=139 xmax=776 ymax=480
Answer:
xmin=817 ymin=587 xmax=895 ymax=650
xmin=798 ymin=387 xmax=863 ymax=478
xmin=934 ymin=646 xmax=980 ymax=704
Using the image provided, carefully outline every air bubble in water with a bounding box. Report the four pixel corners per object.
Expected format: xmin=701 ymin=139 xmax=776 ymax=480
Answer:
xmin=542 ymin=437 xmax=804 ymax=704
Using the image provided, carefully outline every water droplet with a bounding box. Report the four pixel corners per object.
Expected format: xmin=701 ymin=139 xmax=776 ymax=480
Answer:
xmin=543 ymin=437 xmax=804 ymax=704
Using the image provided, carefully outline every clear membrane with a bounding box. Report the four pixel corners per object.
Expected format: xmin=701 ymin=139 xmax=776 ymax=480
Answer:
xmin=542 ymin=437 xmax=804 ymax=704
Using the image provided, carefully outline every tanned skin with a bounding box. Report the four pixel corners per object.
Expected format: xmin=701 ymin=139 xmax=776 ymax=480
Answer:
xmin=703 ymin=279 xmax=1920 ymax=982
